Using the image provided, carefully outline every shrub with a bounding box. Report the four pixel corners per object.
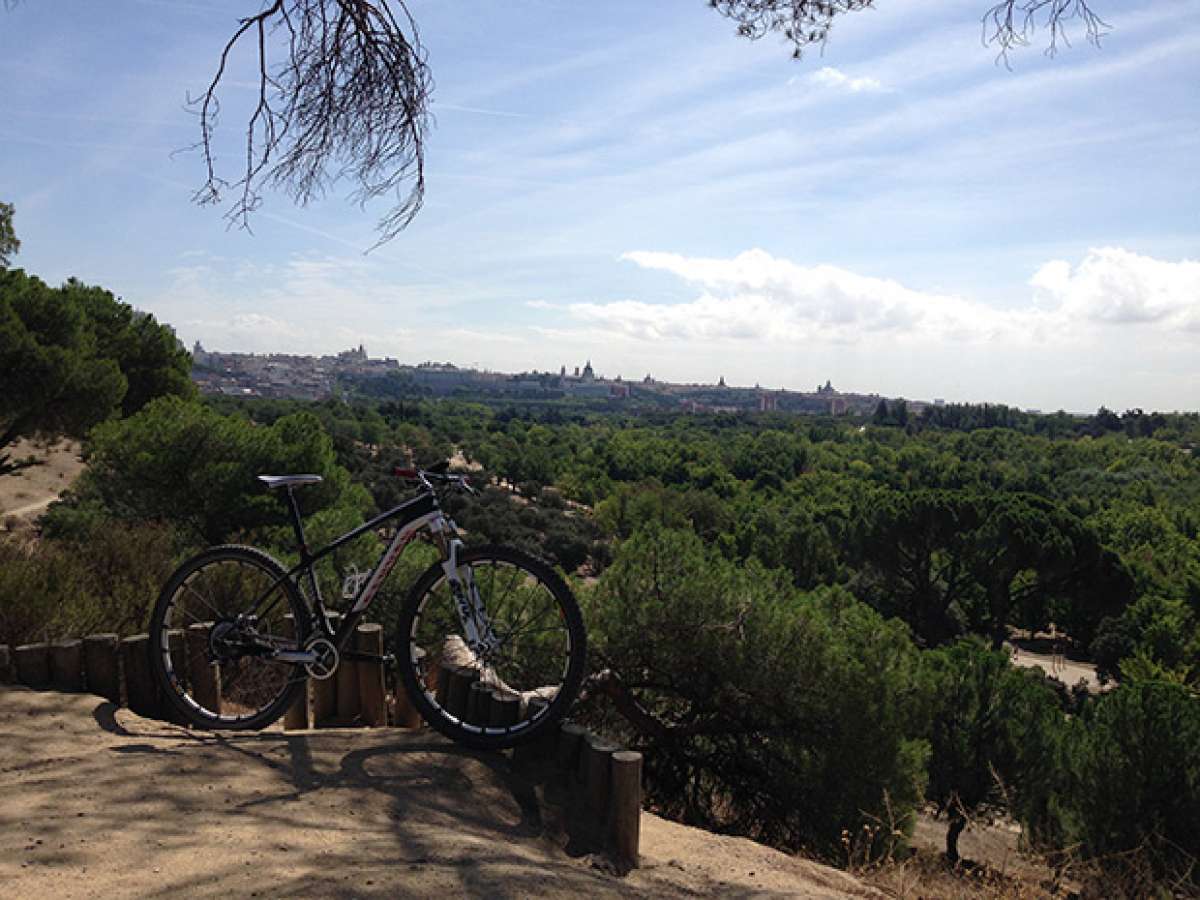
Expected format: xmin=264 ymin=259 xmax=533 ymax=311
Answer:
xmin=582 ymin=525 xmax=929 ymax=860
xmin=920 ymin=639 xmax=1067 ymax=860
xmin=0 ymin=523 xmax=178 ymax=645
xmin=1060 ymin=680 xmax=1200 ymax=888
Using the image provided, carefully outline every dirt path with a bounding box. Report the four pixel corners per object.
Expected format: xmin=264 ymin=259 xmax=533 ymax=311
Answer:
xmin=1011 ymin=646 xmax=1104 ymax=692
xmin=3 ymin=496 xmax=57 ymax=519
xmin=0 ymin=439 xmax=84 ymax=526
xmin=0 ymin=687 xmax=874 ymax=899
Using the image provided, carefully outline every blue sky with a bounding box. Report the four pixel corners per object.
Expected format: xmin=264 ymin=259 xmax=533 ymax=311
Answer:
xmin=2 ymin=0 xmax=1198 ymax=412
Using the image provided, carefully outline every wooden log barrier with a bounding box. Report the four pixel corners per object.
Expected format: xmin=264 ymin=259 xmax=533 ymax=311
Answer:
xmin=336 ymin=619 xmax=361 ymax=724
xmin=511 ymin=698 xmax=556 ymax=769
xmin=434 ymin=658 xmax=456 ymax=708
xmin=466 ymin=681 xmax=493 ymax=727
xmin=83 ymin=634 xmax=120 ymax=703
xmin=14 ymin=643 xmax=50 ymax=688
xmin=356 ymin=623 xmax=388 ymax=727
xmin=489 ymin=690 xmax=521 ymax=730
xmin=392 ymin=645 xmax=425 ymax=729
xmin=312 ymin=613 xmax=339 ymax=726
xmin=609 ymin=751 xmax=643 ymax=871
xmin=556 ymin=722 xmax=587 ymax=783
xmin=0 ymin=644 xmax=12 ymax=683
xmin=582 ymin=733 xmax=618 ymax=816
xmin=185 ymin=623 xmax=222 ymax=717
xmin=50 ymin=639 xmax=84 ymax=692
xmin=162 ymin=630 xmax=191 ymax=725
xmin=444 ymin=665 xmax=477 ymax=720
xmin=121 ymin=634 xmax=158 ymax=718
xmin=282 ymin=615 xmax=309 ymax=730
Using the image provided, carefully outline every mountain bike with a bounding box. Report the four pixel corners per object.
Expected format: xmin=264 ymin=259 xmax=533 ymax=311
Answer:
xmin=147 ymin=464 xmax=586 ymax=749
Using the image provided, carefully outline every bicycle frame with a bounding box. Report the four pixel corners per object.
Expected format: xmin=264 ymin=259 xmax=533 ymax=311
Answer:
xmin=261 ymin=487 xmax=456 ymax=662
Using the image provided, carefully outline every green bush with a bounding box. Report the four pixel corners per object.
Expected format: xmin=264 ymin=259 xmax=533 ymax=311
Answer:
xmin=582 ymin=525 xmax=928 ymax=860
xmin=45 ymin=397 xmax=366 ymax=546
xmin=920 ymin=639 xmax=1067 ymax=860
xmin=1060 ymin=680 xmax=1200 ymax=887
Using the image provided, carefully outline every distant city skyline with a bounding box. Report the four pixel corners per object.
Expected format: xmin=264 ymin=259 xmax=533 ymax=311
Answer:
xmin=3 ymin=1 xmax=1198 ymax=412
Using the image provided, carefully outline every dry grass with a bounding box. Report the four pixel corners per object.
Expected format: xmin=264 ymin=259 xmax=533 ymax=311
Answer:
xmin=862 ymin=847 xmax=1070 ymax=899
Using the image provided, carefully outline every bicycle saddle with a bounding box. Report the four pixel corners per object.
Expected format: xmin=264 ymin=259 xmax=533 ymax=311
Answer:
xmin=257 ymin=474 xmax=323 ymax=490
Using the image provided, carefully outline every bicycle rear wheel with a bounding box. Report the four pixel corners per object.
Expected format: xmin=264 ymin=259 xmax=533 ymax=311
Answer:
xmin=149 ymin=545 xmax=309 ymax=730
xmin=394 ymin=544 xmax=586 ymax=750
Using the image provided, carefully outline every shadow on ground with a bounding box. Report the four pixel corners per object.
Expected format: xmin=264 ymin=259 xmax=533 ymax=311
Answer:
xmin=2 ymin=686 xmax=869 ymax=898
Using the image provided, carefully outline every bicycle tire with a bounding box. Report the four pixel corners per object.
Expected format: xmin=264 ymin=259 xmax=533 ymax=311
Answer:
xmin=394 ymin=544 xmax=586 ymax=750
xmin=149 ymin=544 xmax=310 ymax=730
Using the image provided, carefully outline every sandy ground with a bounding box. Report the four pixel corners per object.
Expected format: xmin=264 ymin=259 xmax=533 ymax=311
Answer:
xmin=0 ymin=438 xmax=85 ymax=526
xmin=0 ymin=687 xmax=875 ymax=899
xmin=1011 ymin=648 xmax=1103 ymax=692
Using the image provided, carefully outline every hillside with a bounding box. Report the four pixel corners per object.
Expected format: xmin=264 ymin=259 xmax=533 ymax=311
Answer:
xmin=0 ymin=686 xmax=876 ymax=899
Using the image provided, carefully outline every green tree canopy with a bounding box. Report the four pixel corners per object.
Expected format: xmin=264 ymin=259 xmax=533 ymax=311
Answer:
xmin=0 ymin=201 xmax=18 ymax=267
xmin=0 ymin=269 xmax=193 ymax=475
xmin=47 ymin=396 xmax=366 ymax=546
xmin=584 ymin=525 xmax=928 ymax=858
xmin=852 ymin=489 xmax=1132 ymax=647
xmin=921 ymin=639 xmax=1065 ymax=861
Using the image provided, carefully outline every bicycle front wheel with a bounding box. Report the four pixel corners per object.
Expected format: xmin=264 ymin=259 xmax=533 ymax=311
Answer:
xmin=149 ymin=545 xmax=309 ymax=730
xmin=395 ymin=545 xmax=586 ymax=750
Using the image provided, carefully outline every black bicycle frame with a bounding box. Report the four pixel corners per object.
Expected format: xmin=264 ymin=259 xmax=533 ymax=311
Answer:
xmin=254 ymin=488 xmax=440 ymax=657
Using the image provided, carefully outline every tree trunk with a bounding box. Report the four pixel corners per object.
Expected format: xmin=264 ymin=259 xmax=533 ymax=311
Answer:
xmin=946 ymin=813 xmax=966 ymax=863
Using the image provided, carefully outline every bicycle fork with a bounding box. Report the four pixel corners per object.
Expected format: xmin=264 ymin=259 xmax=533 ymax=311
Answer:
xmin=443 ymin=538 xmax=500 ymax=660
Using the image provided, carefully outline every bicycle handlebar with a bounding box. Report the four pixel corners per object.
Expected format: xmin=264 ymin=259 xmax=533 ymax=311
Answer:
xmin=392 ymin=465 xmax=477 ymax=495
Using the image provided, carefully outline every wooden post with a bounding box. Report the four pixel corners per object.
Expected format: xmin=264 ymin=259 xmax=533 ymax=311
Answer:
xmin=583 ymin=733 xmax=617 ymax=816
xmin=83 ymin=634 xmax=120 ymax=703
xmin=557 ymin=722 xmax=586 ymax=779
xmin=389 ymin=643 xmax=425 ymax=729
xmin=14 ymin=643 xmax=50 ymax=688
xmin=466 ymin=681 xmax=493 ymax=727
xmin=282 ymin=615 xmax=309 ymax=731
xmin=434 ymin=658 xmax=457 ymax=708
xmin=163 ymin=630 xmax=190 ymax=725
xmin=185 ymin=624 xmax=222 ymax=717
xmin=356 ymin=623 xmax=388 ymax=727
xmin=311 ymin=613 xmax=339 ymax=726
xmin=489 ymin=690 xmax=521 ymax=730
xmin=50 ymin=639 xmax=84 ymax=691
xmin=121 ymin=635 xmax=158 ymax=718
xmin=0 ymin=644 xmax=12 ymax=683
xmin=512 ymin=698 xmax=556 ymax=770
xmin=336 ymin=621 xmax=360 ymax=725
xmin=444 ymin=665 xmax=477 ymax=720
xmin=609 ymin=751 xmax=643 ymax=871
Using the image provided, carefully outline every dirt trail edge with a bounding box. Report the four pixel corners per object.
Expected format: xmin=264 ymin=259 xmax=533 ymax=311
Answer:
xmin=1 ymin=687 xmax=876 ymax=899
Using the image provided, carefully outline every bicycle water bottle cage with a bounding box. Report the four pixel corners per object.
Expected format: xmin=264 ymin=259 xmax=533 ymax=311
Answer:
xmin=342 ymin=564 xmax=369 ymax=600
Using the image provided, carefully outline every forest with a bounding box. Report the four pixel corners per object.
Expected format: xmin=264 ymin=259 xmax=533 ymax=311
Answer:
xmin=4 ymin=267 xmax=1200 ymax=894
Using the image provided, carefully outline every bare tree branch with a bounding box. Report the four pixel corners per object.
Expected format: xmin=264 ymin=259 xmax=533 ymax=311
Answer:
xmin=189 ymin=1 xmax=433 ymax=249
xmin=982 ymin=0 xmax=1110 ymax=61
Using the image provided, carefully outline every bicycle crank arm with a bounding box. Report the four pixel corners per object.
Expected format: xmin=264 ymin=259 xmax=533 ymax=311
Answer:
xmin=274 ymin=649 xmax=320 ymax=663
xmin=342 ymin=649 xmax=396 ymax=665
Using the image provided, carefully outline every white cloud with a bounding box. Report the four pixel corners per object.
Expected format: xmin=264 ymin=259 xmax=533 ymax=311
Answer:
xmin=585 ymin=248 xmax=1200 ymax=348
xmin=1030 ymin=247 xmax=1200 ymax=328
xmin=808 ymin=66 xmax=885 ymax=93
xmin=581 ymin=249 xmax=1014 ymax=345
